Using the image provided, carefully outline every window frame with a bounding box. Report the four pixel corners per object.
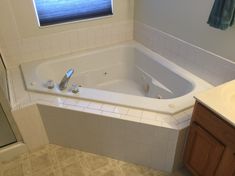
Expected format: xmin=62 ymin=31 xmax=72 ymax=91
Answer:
xmin=32 ymin=0 xmax=114 ymax=28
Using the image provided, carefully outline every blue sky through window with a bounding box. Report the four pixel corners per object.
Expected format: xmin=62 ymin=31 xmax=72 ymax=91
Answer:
xmin=34 ymin=0 xmax=113 ymax=26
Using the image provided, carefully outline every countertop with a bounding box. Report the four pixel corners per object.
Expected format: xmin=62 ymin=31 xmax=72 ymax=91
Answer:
xmin=195 ymin=80 xmax=235 ymax=127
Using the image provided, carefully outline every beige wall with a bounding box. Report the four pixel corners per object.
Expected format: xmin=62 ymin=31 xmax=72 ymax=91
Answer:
xmin=0 ymin=0 xmax=134 ymax=67
xmin=134 ymin=0 xmax=235 ymax=62
xmin=10 ymin=0 xmax=134 ymax=38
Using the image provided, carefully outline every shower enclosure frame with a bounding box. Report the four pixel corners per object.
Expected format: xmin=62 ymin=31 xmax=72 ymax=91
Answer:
xmin=0 ymin=53 xmax=23 ymax=147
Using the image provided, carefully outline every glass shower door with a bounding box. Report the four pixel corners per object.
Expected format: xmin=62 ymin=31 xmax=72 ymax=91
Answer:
xmin=0 ymin=104 xmax=16 ymax=147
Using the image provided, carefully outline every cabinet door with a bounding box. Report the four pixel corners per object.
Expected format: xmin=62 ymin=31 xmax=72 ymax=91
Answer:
xmin=184 ymin=123 xmax=225 ymax=176
xmin=215 ymin=147 xmax=235 ymax=176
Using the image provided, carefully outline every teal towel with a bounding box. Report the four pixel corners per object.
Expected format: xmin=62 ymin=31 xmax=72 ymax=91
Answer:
xmin=207 ymin=0 xmax=235 ymax=30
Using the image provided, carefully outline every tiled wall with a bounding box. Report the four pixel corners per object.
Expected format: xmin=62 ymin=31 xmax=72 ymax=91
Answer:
xmin=134 ymin=0 xmax=235 ymax=63
xmin=0 ymin=21 xmax=133 ymax=67
xmin=0 ymin=0 xmax=134 ymax=68
xmin=134 ymin=21 xmax=235 ymax=86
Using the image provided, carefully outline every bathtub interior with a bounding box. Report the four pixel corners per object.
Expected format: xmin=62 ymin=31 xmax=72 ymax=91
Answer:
xmin=35 ymin=46 xmax=193 ymax=100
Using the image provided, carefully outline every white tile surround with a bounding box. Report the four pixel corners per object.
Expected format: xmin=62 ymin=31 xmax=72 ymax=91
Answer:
xmin=134 ymin=21 xmax=235 ymax=86
xmin=8 ymin=66 xmax=192 ymax=172
xmin=0 ymin=21 xmax=133 ymax=68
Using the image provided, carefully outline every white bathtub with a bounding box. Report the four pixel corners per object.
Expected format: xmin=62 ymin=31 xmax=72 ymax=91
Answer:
xmin=21 ymin=42 xmax=211 ymax=114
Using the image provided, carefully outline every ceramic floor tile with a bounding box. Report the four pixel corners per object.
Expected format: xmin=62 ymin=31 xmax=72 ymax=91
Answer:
xmin=85 ymin=154 xmax=109 ymax=171
xmin=32 ymin=168 xmax=62 ymax=176
xmin=62 ymin=162 xmax=86 ymax=176
xmin=2 ymin=163 xmax=24 ymax=176
xmin=30 ymin=153 xmax=52 ymax=173
xmin=55 ymin=147 xmax=76 ymax=162
xmin=89 ymin=166 xmax=122 ymax=176
xmin=0 ymin=144 xmax=190 ymax=176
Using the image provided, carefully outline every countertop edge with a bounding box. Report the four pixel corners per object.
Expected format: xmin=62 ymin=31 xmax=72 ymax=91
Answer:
xmin=194 ymin=97 xmax=235 ymax=127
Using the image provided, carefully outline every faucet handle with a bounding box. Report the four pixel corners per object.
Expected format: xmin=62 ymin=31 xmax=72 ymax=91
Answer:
xmin=47 ymin=80 xmax=55 ymax=89
xmin=71 ymin=83 xmax=79 ymax=94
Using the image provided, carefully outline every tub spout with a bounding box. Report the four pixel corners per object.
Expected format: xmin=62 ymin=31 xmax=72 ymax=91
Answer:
xmin=59 ymin=69 xmax=74 ymax=91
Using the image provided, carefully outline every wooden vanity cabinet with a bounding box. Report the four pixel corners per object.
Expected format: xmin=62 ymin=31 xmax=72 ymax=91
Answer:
xmin=184 ymin=102 xmax=235 ymax=176
xmin=215 ymin=147 xmax=235 ymax=176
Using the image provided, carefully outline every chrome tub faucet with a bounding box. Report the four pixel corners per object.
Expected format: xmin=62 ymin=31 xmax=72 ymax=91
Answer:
xmin=59 ymin=69 xmax=74 ymax=91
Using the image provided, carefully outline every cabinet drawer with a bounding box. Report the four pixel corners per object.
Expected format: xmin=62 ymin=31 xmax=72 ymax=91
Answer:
xmin=192 ymin=102 xmax=235 ymax=149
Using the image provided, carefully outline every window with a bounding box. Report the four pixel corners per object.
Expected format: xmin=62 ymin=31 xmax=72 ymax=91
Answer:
xmin=33 ymin=0 xmax=113 ymax=26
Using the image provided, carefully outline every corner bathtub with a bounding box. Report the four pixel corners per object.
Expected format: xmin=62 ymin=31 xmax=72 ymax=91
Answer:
xmin=21 ymin=42 xmax=211 ymax=114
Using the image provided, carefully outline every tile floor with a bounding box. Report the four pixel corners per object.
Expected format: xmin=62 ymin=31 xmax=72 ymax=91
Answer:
xmin=0 ymin=144 xmax=191 ymax=176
